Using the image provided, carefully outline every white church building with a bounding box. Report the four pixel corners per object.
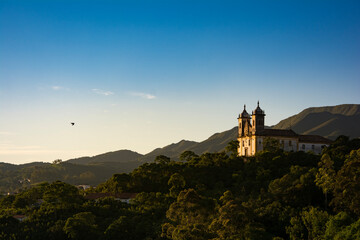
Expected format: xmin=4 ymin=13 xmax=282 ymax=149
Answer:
xmin=237 ymin=102 xmax=332 ymax=156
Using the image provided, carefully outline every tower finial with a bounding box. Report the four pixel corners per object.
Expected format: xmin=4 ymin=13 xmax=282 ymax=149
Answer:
xmin=244 ymin=104 xmax=246 ymax=110
xmin=257 ymin=100 xmax=259 ymax=107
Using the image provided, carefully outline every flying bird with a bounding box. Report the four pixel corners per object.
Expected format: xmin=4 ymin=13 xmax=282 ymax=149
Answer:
xmin=71 ymin=122 xmax=75 ymax=126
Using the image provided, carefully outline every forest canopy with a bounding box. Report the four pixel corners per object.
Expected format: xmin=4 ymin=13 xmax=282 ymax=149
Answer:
xmin=0 ymin=136 xmax=360 ymax=240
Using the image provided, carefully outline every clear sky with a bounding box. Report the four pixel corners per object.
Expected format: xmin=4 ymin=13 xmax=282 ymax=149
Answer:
xmin=1 ymin=0 xmax=359 ymax=164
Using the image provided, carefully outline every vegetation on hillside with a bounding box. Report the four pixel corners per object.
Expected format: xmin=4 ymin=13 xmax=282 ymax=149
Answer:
xmin=0 ymin=161 xmax=141 ymax=193
xmin=1 ymin=135 xmax=360 ymax=239
xmin=273 ymin=104 xmax=360 ymax=139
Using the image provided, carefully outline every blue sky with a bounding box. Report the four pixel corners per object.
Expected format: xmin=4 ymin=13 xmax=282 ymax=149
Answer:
xmin=1 ymin=0 xmax=359 ymax=164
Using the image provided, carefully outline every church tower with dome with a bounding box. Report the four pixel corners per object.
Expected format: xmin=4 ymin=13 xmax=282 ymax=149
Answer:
xmin=251 ymin=101 xmax=265 ymax=135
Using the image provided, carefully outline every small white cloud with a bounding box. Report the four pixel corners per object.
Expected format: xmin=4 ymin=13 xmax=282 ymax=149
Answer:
xmin=52 ymin=86 xmax=63 ymax=90
xmin=130 ymin=92 xmax=156 ymax=100
xmin=92 ymin=89 xmax=114 ymax=96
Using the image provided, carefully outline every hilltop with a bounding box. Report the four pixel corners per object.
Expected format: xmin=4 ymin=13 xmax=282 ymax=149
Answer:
xmin=273 ymin=104 xmax=360 ymax=140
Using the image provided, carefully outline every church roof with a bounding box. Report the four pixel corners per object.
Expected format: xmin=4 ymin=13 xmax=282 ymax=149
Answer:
xmin=253 ymin=129 xmax=332 ymax=144
xmin=299 ymin=135 xmax=333 ymax=144
xmin=256 ymin=129 xmax=298 ymax=137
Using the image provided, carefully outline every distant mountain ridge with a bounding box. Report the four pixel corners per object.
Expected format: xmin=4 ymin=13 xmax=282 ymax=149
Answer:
xmin=66 ymin=104 xmax=360 ymax=165
xmin=67 ymin=150 xmax=143 ymax=164
xmin=272 ymin=104 xmax=360 ymax=140
xmin=1 ymin=104 xmax=359 ymax=192
xmin=139 ymin=128 xmax=238 ymax=162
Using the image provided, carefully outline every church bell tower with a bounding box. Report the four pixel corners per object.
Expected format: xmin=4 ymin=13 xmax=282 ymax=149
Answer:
xmin=252 ymin=101 xmax=265 ymax=135
xmin=238 ymin=105 xmax=251 ymax=137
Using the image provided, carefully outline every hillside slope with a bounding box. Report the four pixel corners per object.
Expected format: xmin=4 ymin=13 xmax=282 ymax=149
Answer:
xmin=140 ymin=140 xmax=198 ymax=162
xmin=186 ymin=127 xmax=238 ymax=154
xmin=140 ymin=128 xmax=238 ymax=162
xmin=0 ymin=161 xmax=141 ymax=193
xmin=273 ymin=104 xmax=360 ymax=139
xmin=67 ymin=150 xmax=143 ymax=165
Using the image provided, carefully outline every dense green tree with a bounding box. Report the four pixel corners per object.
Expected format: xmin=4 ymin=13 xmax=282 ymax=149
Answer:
xmin=225 ymin=140 xmax=239 ymax=158
xmin=268 ymin=166 xmax=321 ymax=207
xmin=0 ymin=215 xmax=20 ymax=240
xmin=331 ymin=149 xmax=360 ymax=216
xmin=324 ymin=212 xmax=353 ymax=239
xmin=168 ymin=173 xmax=186 ymax=198
xmin=163 ymin=189 xmax=215 ymax=239
xmin=210 ymin=197 xmax=254 ymax=239
xmin=323 ymin=136 xmax=360 ymax=170
xmin=287 ymin=215 xmax=307 ymax=240
xmin=63 ymin=212 xmax=99 ymax=240
xmin=12 ymin=183 xmax=47 ymax=209
xmin=130 ymin=157 xmax=182 ymax=193
xmin=287 ymin=207 xmax=328 ymax=240
xmin=104 ymin=216 xmax=135 ymax=240
xmin=97 ymin=173 xmax=131 ymax=193
xmin=43 ymin=181 xmax=83 ymax=207
xmin=155 ymin=155 xmax=171 ymax=165
xmin=315 ymin=154 xmax=335 ymax=208
xmin=47 ymin=219 xmax=68 ymax=240
xmin=180 ymin=151 xmax=199 ymax=162
xmin=247 ymin=195 xmax=293 ymax=239
xmin=132 ymin=191 xmax=171 ymax=225
xmin=0 ymin=195 xmax=15 ymax=209
xmin=301 ymin=207 xmax=329 ymax=240
xmin=332 ymin=218 xmax=360 ymax=240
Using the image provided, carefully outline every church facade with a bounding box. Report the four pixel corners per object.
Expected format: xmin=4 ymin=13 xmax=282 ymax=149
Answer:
xmin=237 ymin=102 xmax=332 ymax=156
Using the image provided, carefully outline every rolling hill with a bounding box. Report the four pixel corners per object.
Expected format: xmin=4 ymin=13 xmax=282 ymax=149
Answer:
xmin=272 ymin=104 xmax=360 ymax=140
xmin=67 ymin=150 xmax=143 ymax=164
xmin=0 ymin=160 xmax=141 ymax=193
xmin=139 ymin=127 xmax=238 ymax=162
xmin=1 ymin=104 xmax=359 ymax=192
